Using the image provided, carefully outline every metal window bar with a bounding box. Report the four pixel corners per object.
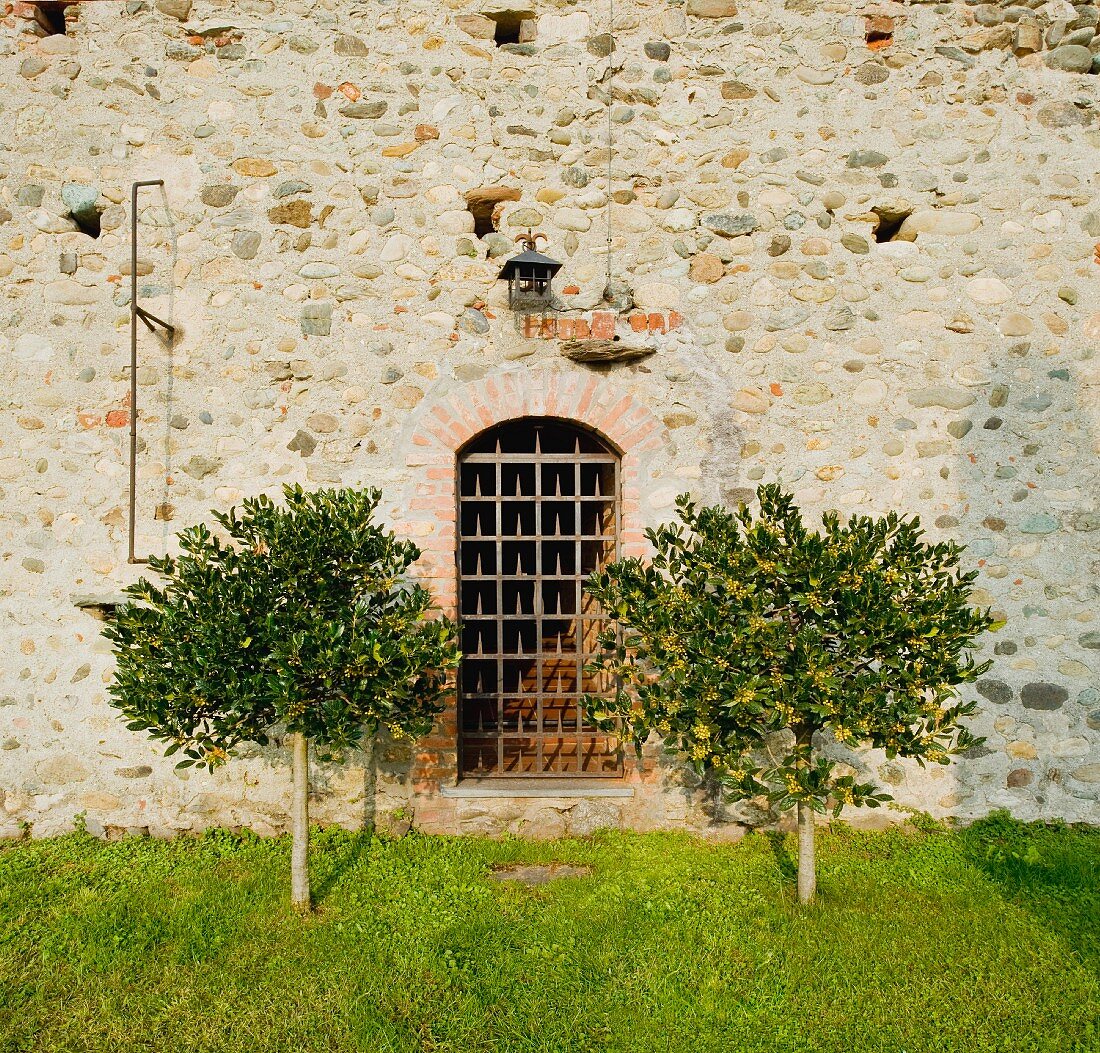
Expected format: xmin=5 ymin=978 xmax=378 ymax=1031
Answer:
xmin=457 ymin=419 xmax=621 ymax=777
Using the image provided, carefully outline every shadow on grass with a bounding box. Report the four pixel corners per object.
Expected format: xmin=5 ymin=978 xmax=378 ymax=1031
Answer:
xmin=311 ymin=834 xmax=371 ymax=904
xmin=765 ymin=831 xmax=797 ymax=890
xmin=958 ymin=813 xmax=1100 ymax=979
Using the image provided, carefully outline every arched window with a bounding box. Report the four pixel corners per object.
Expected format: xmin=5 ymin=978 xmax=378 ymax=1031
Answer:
xmin=457 ymin=418 xmax=622 ymax=777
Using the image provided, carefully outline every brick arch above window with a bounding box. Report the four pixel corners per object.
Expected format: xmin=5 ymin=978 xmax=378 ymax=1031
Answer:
xmin=393 ymin=367 xmax=666 ymax=615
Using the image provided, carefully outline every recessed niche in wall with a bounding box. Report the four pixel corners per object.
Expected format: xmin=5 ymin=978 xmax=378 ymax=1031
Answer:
xmin=69 ymin=210 xmax=101 ymax=239
xmin=30 ymin=2 xmax=70 ymax=36
xmin=872 ymin=204 xmax=912 ymax=243
xmin=61 ymin=185 xmax=102 ymax=240
xmin=486 ymin=8 xmax=536 ymax=47
xmin=865 ymin=15 xmax=894 ymax=50
xmin=465 ymin=186 xmax=522 ymax=239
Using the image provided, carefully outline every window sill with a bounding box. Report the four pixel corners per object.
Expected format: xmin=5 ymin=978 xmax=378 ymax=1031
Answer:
xmin=441 ymin=780 xmax=634 ymax=799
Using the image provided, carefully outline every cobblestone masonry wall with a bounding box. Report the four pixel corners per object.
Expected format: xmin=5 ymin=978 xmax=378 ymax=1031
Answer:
xmin=1 ymin=0 xmax=1097 ymax=839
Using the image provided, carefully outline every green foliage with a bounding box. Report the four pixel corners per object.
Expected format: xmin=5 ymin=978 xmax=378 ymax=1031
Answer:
xmin=105 ymin=485 xmax=459 ymax=770
xmin=585 ymin=484 xmax=996 ymax=817
xmin=1 ymin=823 xmax=1097 ymax=1053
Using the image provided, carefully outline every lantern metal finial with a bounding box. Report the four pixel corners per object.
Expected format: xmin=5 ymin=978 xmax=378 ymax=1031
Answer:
xmin=515 ymin=229 xmax=548 ymax=252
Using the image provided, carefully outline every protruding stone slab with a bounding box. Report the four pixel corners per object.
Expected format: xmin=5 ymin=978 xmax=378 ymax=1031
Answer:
xmin=560 ymin=339 xmax=655 ymax=364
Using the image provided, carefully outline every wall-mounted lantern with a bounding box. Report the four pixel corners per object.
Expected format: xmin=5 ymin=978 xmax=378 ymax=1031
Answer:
xmin=498 ymin=231 xmax=562 ymax=312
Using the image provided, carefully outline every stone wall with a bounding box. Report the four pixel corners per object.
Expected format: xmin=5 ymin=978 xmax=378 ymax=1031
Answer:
xmin=0 ymin=0 xmax=1097 ymax=840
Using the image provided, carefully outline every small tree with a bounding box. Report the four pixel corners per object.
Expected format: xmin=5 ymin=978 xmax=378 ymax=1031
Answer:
xmin=106 ymin=485 xmax=458 ymax=911
xmin=585 ymin=484 xmax=995 ymax=903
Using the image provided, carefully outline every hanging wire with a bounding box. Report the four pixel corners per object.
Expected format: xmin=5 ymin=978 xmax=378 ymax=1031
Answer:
xmin=604 ymin=0 xmax=615 ymax=289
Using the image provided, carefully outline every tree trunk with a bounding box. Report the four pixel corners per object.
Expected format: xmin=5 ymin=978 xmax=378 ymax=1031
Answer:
xmin=290 ymin=732 xmax=311 ymax=913
xmin=797 ymin=798 xmax=816 ymax=904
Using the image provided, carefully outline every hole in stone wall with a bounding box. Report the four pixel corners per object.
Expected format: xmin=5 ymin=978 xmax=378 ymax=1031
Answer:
xmin=865 ymin=15 xmax=893 ymax=51
xmin=871 ymin=204 xmax=912 ymax=243
xmin=73 ymin=597 xmax=122 ymax=622
xmin=70 ymin=211 xmax=102 ymax=240
xmin=465 ymin=186 xmax=522 ymax=239
xmin=62 ymin=183 xmax=103 ymax=239
xmin=487 ymin=9 xmax=536 ymax=47
xmin=493 ymin=15 xmax=520 ymax=46
xmin=30 ymin=2 xmax=70 ymax=36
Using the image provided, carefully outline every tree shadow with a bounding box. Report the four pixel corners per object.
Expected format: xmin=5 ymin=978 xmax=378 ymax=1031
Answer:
xmin=289 ymin=734 xmax=381 ymax=835
xmin=308 ymin=738 xmax=387 ymax=905
xmin=765 ymin=830 xmax=798 ymax=890
xmin=958 ymin=815 xmax=1100 ymax=980
xmin=359 ymin=735 xmax=378 ymax=834
xmin=311 ymin=834 xmax=371 ymax=905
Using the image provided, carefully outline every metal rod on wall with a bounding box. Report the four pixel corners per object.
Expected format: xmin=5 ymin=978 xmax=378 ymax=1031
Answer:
xmin=128 ymin=180 xmax=175 ymax=565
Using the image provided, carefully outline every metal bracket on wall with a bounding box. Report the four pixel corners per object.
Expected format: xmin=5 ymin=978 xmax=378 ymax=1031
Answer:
xmin=128 ymin=180 xmax=176 ymax=565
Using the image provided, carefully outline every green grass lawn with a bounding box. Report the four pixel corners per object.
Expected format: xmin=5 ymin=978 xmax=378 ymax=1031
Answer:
xmin=1 ymin=814 xmax=1097 ymax=1053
